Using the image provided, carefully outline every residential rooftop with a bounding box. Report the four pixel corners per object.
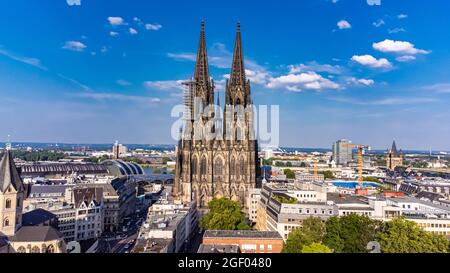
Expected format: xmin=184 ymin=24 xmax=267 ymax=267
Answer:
xmin=203 ymin=230 xmax=283 ymax=240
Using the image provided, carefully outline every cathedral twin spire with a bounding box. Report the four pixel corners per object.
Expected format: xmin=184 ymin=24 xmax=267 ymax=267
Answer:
xmin=193 ymin=20 xmax=249 ymax=108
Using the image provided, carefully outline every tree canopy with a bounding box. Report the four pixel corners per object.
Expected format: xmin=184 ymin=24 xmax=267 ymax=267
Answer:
xmin=282 ymin=217 xmax=326 ymax=253
xmin=200 ymin=198 xmax=251 ymax=231
xmin=377 ymin=217 xmax=449 ymax=253
xmin=321 ymin=170 xmax=335 ymax=179
xmin=301 ymin=243 xmax=333 ymax=253
xmin=284 ymin=168 xmax=296 ymax=179
xmin=282 ymin=214 xmax=449 ymax=253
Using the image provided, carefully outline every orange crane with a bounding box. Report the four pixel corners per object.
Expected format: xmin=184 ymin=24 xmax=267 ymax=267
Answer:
xmin=313 ymin=159 xmax=319 ymax=181
xmin=343 ymin=143 xmax=370 ymax=185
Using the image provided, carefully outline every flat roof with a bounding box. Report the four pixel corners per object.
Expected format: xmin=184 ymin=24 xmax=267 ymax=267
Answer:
xmin=203 ymin=230 xmax=282 ymax=240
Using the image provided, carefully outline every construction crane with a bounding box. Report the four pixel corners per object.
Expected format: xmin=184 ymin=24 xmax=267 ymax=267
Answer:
xmin=343 ymin=143 xmax=370 ymax=185
xmin=313 ymin=159 xmax=319 ymax=181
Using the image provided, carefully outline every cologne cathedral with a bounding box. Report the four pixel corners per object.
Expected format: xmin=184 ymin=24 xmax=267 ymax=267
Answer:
xmin=174 ymin=21 xmax=260 ymax=208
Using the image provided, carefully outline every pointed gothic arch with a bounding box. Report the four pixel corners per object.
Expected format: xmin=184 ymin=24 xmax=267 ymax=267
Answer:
xmin=240 ymin=156 xmax=246 ymax=178
xmin=191 ymin=155 xmax=199 ymax=177
xmin=200 ymin=156 xmax=207 ymax=176
xmin=214 ymin=156 xmax=224 ymax=176
xmin=230 ymin=156 xmax=236 ymax=177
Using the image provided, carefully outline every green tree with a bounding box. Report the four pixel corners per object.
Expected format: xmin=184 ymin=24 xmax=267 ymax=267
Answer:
xmin=275 ymin=161 xmax=285 ymax=167
xmin=363 ymin=177 xmax=380 ymax=183
xmin=286 ymin=161 xmax=293 ymax=167
xmin=323 ymin=214 xmax=380 ymax=253
xmin=377 ymin=217 xmax=449 ymax=253
xmin=284 ymin=168 xmax=295 ymax=179
xmin=321 ymin=170 xmax=335 ymax=179
xmin=301 ymin=243 xmax=333 ymax=253
xmin=282 ymin=217 xmax=326 ymax=253
xmin=200 ymin=198 xmax=251 ymax=231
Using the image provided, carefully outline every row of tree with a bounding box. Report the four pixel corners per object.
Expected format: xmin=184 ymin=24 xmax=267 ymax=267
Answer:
xmin=283 ymin=215 xmax=449 ymax=253
xmin=9 ymin=150 xmax=67 ymax=162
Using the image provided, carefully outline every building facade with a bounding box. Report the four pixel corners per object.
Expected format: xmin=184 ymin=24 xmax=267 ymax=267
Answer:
xmin=174 ymin=21 xmax=260 ymax=208
xmin=202 ymin=230 xmax=283 ymax=253
xmin=332 ymin=139 xmax=353 ymax=167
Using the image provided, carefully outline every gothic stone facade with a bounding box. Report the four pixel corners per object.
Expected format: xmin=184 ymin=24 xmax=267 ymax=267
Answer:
xmin=174 ymin=22 xmax=260 ymax=208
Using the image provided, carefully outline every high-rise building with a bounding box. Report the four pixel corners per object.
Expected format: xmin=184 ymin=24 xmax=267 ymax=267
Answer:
xmin=386 ymin=140 xmax=403 ymax=171
xmin=174 ymin=21 xmax=260 ymax=208
xmin=332 ymin=139 xmax=353 ymax=166
xmin=112 ymin=141 xmax=128 ymax=159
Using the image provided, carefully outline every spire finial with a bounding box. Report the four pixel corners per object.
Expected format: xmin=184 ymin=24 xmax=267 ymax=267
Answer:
xmin=237 ymin=21 xmax=241 ymax=32
xmin=201 ymin=18 xmax=205 ymax=31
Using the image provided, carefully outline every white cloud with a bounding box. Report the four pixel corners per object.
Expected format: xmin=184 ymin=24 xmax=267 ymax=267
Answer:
xmin=74 ymin=92 xmax=160 ymax=104
xmin=129 ymin=28 xmax=138 ymax=35
xmin=62 ymin=41 xmax=87 ymax=52
xmin=373 ymin=19 xmax=385 ymax=28
xmin=337 ymin=20 xmax=351 ymax=29
xmin=288 ymin=62 xmax=343 ymax=74
xmin=328 ymin=96 xmax=438 ymax=106
xmin=351 ymin=55 xmax=392 ymax=69
xmin=398 ymin=14 xmax=408 ymax=19
xmin=245 ymin=69 xmax=270 ymax=85
xmin=423 ymin=83 xmax=450 ymax=93
xmin=108 ymin=17 xmax=125 ymax=26
xmin=57 ymin=74 xmax=91 ymax=91
xmin=167 ymin=52 xmax=196 ymax=62
xmin=144 ymin=80 xmax=185 ymax=91
xmin=0 ymin=48 xmax=47 ymax=70
xmin=373 ymin=39 xmax=430 ymax=55
xmin=66 ymin=0 xmax=81 ymax=6
xmin=100 ymin=46 xmax=108 ymax=53
xmin=347 ymin=77 xmax=375 ymax=86
xmin=110 ymin=31 xmax=119 ymax=37
xmin=396 ymin=55 xmax=416 ymax=62
xmin=267 ymin=72 xmax=340 ymax=92
xmin=117 ymin=79 xmax=131 ymax=86
xmin=388 ymin=28 xmax=406 ymax=34
xmin=146 ymin=23 xmax=162 ymax=31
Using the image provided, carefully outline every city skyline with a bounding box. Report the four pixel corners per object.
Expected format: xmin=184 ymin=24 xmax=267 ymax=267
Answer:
xmin=1 ymin=0 xmax=450 ymax=150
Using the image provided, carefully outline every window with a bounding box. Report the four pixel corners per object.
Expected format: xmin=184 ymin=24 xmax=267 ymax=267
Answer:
xmin=259 ymin=245 xmax=264 ymax=251
xmin=3 ymin=218 xmax=10 ymax=227
xmin=230 ymin=157 xmax=236 ymax=176
xmin=5 ymin=199 xmax=12 ymax=209
xmin=192 ymin=156 xmax=198 ymax=176
xmin=31 ymin=246 xmax=40 ymax=253
xmin=214 ymin=157 xmax=223 ymax=176
xmin=267 ymin=244 xmax=273 ymax=251
xmin=200 ymin=157 xmax=207 ymax=176
xmin=240 ymin=157 xmax=245 ymax=177
xmin=17 ymin=246 xmax=26 ymax=253
xmin=46 ymin=245 xmax=55 ymax=253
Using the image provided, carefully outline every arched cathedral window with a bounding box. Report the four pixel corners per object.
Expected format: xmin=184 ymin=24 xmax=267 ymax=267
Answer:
xmin=3 ymin=218 xmax=10 ymax=227
xmin=5 ymin=199 xmax=11 ymax=209
xmin=201 ymin=157 xmax=207 ymax=176
xmin=230 ymin=157 xmax=236 ymax=176
xmin=214 ymin=157 xmax=223 ymax=176
xmin=240 ymin=157 xmax=246 ymax=177
xmin=191 ymin=156 xmax=198 ymax=176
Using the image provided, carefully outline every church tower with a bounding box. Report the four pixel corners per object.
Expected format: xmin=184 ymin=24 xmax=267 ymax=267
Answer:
xmin=386 ymin=140 xmax=404 ymax=171
xmin=0 ymin=142 xmax=25 ymax=237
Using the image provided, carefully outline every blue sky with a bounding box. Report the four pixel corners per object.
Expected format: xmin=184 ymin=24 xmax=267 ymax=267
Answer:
xmin=1 ymin=0 xmax=450 ymax=150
